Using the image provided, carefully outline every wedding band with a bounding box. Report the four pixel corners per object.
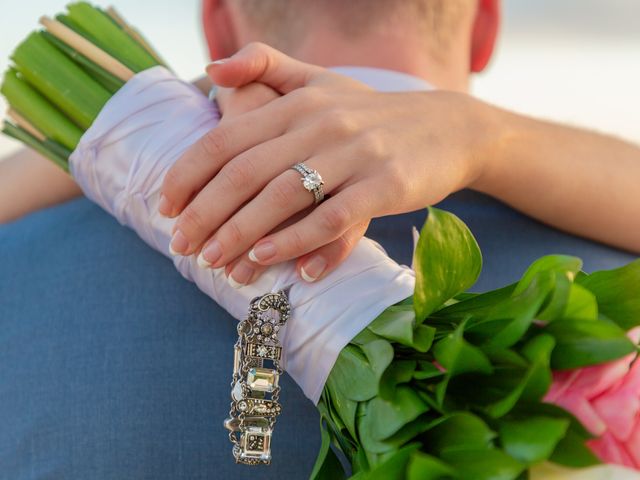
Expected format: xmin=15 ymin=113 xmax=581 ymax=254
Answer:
xmin=290 ymin=163 xmax=325 ymax=204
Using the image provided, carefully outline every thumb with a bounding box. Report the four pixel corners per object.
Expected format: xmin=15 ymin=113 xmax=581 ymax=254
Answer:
xmin=205 ymin=42 xmax=324 ymax=93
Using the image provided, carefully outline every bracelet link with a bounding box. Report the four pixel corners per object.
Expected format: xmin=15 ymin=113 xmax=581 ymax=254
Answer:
xmin=224 ymin=291 xmax=290 ymax=465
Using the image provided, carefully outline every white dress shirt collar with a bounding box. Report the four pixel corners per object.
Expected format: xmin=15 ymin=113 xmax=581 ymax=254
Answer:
xmin=329 ymin=66 xmax=434 ymax=92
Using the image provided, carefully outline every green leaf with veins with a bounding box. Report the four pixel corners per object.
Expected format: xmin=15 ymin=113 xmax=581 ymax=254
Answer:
xmin=413 ymin=208 xmax=482 ymax=322
xmin=513 ymin=255 xmax=582 ymax=296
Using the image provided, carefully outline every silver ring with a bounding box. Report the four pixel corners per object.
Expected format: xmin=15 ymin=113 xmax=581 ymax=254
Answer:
xmin=290 ymin=163 xmax=325 ymax=204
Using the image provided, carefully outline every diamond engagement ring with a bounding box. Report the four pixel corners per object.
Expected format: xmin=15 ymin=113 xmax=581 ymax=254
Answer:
xmin=290 ymin=163 xmax=325 ymax=204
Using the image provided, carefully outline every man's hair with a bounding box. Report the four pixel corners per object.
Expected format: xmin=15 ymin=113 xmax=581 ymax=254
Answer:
xmin=236 ymin=0 xmax=472 ymax=52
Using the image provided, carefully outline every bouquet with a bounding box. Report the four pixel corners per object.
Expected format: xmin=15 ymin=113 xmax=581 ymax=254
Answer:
xmin=3 ymin=4 xmax=640 ymax=479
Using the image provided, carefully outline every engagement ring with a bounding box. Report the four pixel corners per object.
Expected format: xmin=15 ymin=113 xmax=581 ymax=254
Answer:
xmin=290 ymin=163 xmax=325 ymax=204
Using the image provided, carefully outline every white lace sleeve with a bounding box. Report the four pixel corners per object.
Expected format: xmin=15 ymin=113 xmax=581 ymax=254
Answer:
xmin=70 ymin=66 xmax=415 ymax=403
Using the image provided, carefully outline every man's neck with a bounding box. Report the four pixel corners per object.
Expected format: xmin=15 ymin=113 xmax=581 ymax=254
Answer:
xmin=285 ymin=33 xmax=470 ymax=93
xmin=228 ymin=3 xmax=472 ymax=92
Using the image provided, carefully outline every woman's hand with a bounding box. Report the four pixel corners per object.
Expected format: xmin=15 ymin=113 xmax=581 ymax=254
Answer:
xmin=160 ymin=43 xmax=500 ymax=286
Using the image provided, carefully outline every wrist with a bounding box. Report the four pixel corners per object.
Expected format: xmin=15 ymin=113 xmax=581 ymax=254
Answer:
xmin=465 ymin=98 xmax=516 ymax=195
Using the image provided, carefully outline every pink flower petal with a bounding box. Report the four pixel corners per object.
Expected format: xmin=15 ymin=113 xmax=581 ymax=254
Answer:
xmin=555 ymin=394 xmax=607 ymax=436
xmin=544 ymin=328 xmax=640 ymax=470
xmin=625 ymin=418 xmax=640 ymax=469
xmin=545 ymin=370 xmax=581 ymax=402
xmin=592 ymin=390 xmax=640 ymax=442
xmin=622 ymin=360 xmax=640 ymax=393
xmin=571 ymin=356 xmax=635 ymax=399
xmin=588 ymin=432 xmax=636 ymax=469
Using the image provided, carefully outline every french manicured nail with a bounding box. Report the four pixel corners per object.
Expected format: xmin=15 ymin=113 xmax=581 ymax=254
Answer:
xmin=201 ymin=240 xmax=223 ymax=266
xmin=197 ymin=251 xmax=211 ymax=269
xmin=300 ymin=256 xmax=327 ymax=283
xmin=208 ymin=84 xmax=218 ymax=101
xmin=208 ymin=58 xmax=229 ymax=67
xmin=158 ymin=194 xmax=173 ymax=217
xmin=249 ymin=242 xmax=277 ymax=263
xmin=169 ymin=230 xmax=189 ymax=256
xmin=228 ymin=262 xmax=255 ymax=289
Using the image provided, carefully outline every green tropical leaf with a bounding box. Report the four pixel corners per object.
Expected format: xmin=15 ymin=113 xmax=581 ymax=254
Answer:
xmin=423 ymin=413 xmax=496 ymax=455
xmin=367 ymin=387 xmax=429 ymax=441
xmin=367 ymin=306 xmax=416 ymax=346
xmin=413 ymin=208 xmax=482 ymax=322
xmin=407 ymin=451 xmax=457 ymax=480
xmin=325 ymin=374 xmax=359 ymax=440
xmin=440 ymin=449 xmax=524 ymax=480
xmin=563 ymin=283 xmax=599 ymax=320
xmin=434 ymin=320 xmax=493 ymax=377
xmin=577 ymin=259 xmax=640 ymax=329
xmin=499 ymin=416 xmax=570 ymax=464
xmin=433 ymin=284 xmax=516 ymax=320
xmin=357 ymin=444 xmax=420 ymax=480
xmin=379 ymin=360 xmax=417 ymax=401
xmin=310 ymin=419 xmax=347 ymax=480
xmin=329 ymin=345 xmax=379 ymax=401
xmin=434 ymin=320 xmax=493 ymax=405
xmin=549 ymin=429 xmax=601 ymax=468
xmin=513 ymin=255 xmax=582 ymax=296
xmin=352 ymin=446 xmax=370 ymax=475
xmin=360 ymin=339 xmax=395 ymax=380
xmin=545 ymin=318 xmax=636 ymax=369
xmin=537 ymin=272 xmax=573 ymax=322
xmin=484 ymin=335 xmax=555 ymax=418
xmin=413 ymin=361 xmax=444 ymax=380
xmin=476 ymin=272 xmax=554 ymax=348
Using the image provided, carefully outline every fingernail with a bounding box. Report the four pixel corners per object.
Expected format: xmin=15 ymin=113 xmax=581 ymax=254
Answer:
xmin=201 ymin=240 xmax=223 ymax=266
xmin=300 ymin=256 xmax=327 ymax=283
xmin=208 ymin=58 xmax=229 ymax=67
xmin=158 ymin=194 xmax=173 ymax=217
xmin=208 ymin=84 xmax=218 ymax=101
xmin=228 ymin=261 xmax=255 ymax=289
xmin=169 ymin=230 xmax=189 ymax=256
xmin=197 ymin=251 xmax=211 ymax=269
xmin=249 ymin=241 xmax=277 ymax=263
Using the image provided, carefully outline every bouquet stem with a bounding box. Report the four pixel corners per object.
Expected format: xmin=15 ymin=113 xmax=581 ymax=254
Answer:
xmin=39 ymin=16 xmax=134 ymax=82
xmin=1 ymin=2 xmax=164 ymax=165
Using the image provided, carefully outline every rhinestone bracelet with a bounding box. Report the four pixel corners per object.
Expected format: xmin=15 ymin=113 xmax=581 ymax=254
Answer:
xmin=224 ymin=291 xmax=290 ymax=465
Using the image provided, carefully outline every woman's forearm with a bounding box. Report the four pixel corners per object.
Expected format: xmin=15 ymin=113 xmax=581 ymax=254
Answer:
xmin=0 ymin=148 xmax=81 ymax=223
xmin=473 ymin=106 xmax=640 ymax=253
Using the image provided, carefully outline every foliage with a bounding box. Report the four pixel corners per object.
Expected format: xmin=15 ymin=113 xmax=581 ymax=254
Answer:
xmin=1 ymin=2 xmax=164 ymax=168
xmin=315 ymin=207 xmax=640 ymax=480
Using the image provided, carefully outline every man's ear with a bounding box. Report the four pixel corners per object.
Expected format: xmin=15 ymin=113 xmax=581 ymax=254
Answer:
xmin=470 ymin=0 xmax=500 ymax=73
xmin=202 ymin=0 xmax=239 ymax=60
